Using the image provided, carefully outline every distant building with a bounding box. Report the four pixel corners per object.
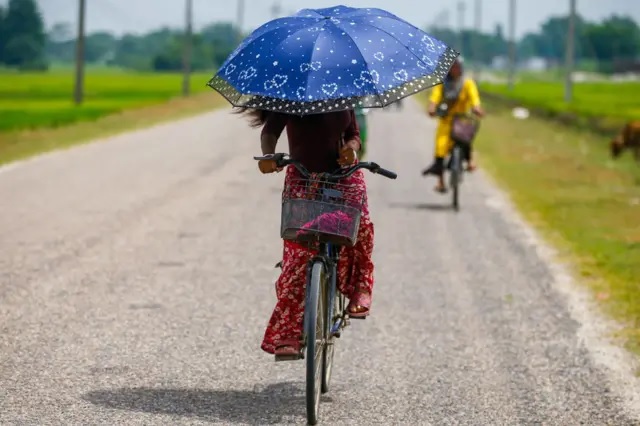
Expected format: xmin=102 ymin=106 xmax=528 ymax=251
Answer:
xmin=490 ymin=55 xmax=548 ymax=71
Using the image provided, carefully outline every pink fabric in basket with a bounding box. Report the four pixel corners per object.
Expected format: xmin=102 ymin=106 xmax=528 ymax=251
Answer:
xmin=295 ymin=210 xmax=353 ymax=237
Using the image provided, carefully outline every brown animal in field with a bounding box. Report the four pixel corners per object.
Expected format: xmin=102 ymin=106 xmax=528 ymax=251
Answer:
xmin=610 ymin=121 xmax=640 ymax=161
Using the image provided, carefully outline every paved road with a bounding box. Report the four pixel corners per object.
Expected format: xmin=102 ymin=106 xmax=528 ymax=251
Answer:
xmin=1 ymin=100 xmax=638 ymax=425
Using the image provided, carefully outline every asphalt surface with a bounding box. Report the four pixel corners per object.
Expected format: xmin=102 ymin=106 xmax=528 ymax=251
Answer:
xmin=1 ymin=100 xmax=638 ymax=425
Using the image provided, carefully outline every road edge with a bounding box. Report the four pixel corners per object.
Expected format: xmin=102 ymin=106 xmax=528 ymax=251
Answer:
xmin=479 ymin=168 xmax=640 ymax=420
xmin=0 ymin=93 xmax=224 ymax=173
xmin=0 ymin=97 xmax=226 ymax=175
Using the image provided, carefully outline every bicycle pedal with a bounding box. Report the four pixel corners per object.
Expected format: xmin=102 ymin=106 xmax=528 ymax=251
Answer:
xmin=348 ymin=315 xmax=367 ymax=320
xmin=275 ymin=353 xmax=303 ymax=362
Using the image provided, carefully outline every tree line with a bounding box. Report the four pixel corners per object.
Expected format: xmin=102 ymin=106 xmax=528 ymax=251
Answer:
xmin=1 ymin=0 xmax=639 ymax=73
xmin=430 ymin=14 xmax=640 ymax=72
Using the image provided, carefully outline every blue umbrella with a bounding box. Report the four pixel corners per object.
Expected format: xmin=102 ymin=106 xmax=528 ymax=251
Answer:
xmin=207 ymin=5 xmax=458 ymax=115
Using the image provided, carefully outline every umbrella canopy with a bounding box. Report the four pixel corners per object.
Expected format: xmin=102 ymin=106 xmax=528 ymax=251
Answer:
xmin=207 ymin=5 xmax=458 ymax=115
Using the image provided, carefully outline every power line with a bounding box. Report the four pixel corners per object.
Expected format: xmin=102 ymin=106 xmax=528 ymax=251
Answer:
xmin=73 ymin=0 xmax=86 ymax=105
xmin=564 ymin=0 xmax=576 ymax=102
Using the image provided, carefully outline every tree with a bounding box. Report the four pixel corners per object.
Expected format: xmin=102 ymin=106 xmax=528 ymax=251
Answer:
xmin=200 ymin=22 xmax=241 ymax=67
xmin=48 ymin=22 xmax=73 ymax=43
xmin=585 ymin=15 xmax=640 ymax=62
xmin=0 ymin=6 xmax=6 ymax=64
xmin=151 ymin=34 xmax=214 ymax=72
xmin=84 ymin=32 xmax=117 ymax=63
xmin=2 ymin=0 xmax=47 ymax=69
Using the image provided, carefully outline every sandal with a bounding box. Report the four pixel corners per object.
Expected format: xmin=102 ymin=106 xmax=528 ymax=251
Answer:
xmin=434 ymin=184 xmax=448 ymax=194
xmin=348 ymin=290 xmax=372 ymax=319
xmin=274 ymin=339 xmax=303 ymax=361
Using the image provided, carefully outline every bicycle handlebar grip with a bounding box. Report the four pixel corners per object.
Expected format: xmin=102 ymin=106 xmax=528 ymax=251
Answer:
xmin=377 ymin=168 xmax=397 ymax=179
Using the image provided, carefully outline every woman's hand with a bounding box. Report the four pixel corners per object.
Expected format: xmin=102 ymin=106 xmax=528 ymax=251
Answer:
xmin=472 ymin=106 xmax=485 ymax=118
xmin=258 ymin=158 xmax=283 ymax=173
xmin=337 ymin=145 xmax=358 ymax=166
xmin=427 ymin=102 xmax=437 ymax=117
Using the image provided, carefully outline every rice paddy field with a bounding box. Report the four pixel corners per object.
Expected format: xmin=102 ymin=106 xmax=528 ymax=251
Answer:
xmin=0 ymin=69 xmax=216 ymax=132
xmin=479 ymin=80 xmax=640 ymax=130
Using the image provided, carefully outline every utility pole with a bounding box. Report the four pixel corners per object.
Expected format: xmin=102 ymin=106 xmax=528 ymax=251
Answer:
xmin=507 ymin=0 xmax=516 ymax=91
xmin=182 ymin=0 xmax=192 ymax=97
xmin=457 ymin=1 xmax=466 ymax=56
xmin=474 ymin=0 xmax=482 ymax=79
xmin=73 ymin=0 xmax=86 ymax=105
xmin=236 ymin=0 xmax=245 ymax=45
xmin=564 ymin=0 xmax=577 ymax=102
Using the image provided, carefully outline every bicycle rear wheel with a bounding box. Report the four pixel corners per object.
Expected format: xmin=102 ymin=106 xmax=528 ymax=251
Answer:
xmin=450 ymin=145 xmax=461 ymax=211
xmin=305 ymin=261 xmax=325 ymax=425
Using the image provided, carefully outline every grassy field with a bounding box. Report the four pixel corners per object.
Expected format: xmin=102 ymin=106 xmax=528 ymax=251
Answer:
xmin=419 ymin=90 xmax=640 ymax=355
xmin=480 ymin=81 xmax=640 ymax=132
xmin=0 ymin=69 xmax=216 ymax=132
xmin=0 ymin=69 xmax=225 ymax=166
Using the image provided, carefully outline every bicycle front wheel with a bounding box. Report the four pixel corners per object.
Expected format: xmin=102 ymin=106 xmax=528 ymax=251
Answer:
xmin=305 ymin=261 xmax=325 ymax=425
xmin=321 ymin=284 xmax=341 ymax=393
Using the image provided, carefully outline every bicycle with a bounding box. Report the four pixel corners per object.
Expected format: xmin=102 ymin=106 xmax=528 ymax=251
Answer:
xmin=447 ymin=112 xmax=480 ymax=211
xmin=254 ymin=153 xmax=397 ymax=425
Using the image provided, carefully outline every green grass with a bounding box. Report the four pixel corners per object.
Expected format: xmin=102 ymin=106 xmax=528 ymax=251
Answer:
xmin=422 ymin=93 xmax=640 ymax=353
xmin=479 ymin=81 xmax=640 ymax=132
xmin=0 ymin=69 xmax=226 ymax=166
xmin=0 ymin=69 xmax=216 ymax=132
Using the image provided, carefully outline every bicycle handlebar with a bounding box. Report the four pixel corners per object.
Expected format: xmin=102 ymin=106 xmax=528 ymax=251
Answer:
xmin=253 ymin=153 xmax=398 ymax=180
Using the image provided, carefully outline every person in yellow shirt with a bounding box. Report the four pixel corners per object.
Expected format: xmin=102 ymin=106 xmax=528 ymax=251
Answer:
xmin=422 ymin=57 xmax=484 ymax=193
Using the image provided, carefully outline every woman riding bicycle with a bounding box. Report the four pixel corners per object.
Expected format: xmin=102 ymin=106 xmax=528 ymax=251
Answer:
xmin=240 ymin=108 xmax=374 ymax=358
xmin=422 ymin=57 xmax=485 ymax=193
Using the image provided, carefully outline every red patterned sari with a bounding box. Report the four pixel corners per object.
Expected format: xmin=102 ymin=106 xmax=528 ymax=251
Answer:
xmin=261 ymin=165 xmax=374 ymax=353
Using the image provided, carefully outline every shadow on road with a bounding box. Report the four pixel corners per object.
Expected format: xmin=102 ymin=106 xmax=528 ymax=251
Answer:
xmin=84 ymin=381 xmax=327 ymax=424
xmin=388 ymin=202 xmax=454 ymax=212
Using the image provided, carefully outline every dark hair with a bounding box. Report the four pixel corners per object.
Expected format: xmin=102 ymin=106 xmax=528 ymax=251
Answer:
xmin=446 ymin=57 xmax=464 ymax=79
xmin=233 ymin=107 xmax=272 ymax=128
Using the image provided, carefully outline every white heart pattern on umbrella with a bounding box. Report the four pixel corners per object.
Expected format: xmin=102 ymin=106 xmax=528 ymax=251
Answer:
xmin=373 ymin=52 xmax=385 ymax=61
xmin=422 ymin=35 xmax=436 ymax=52
xmin=239 ymin=67 xmax=257 ymax=80
xmin=264 ymin=74 xmax=288 ymax=90
xmin=322 ymin=83 xmax=338 ymax=96
xmin=417 ymin=55 xmax=435 ymax=70
xmin=354 ymin=70 xmax=380 ymax=89
xmin=300 ymin=62 xmax=322 ymax=72
xmin=224 ymin=64 xmax=237 ymax=76
xmin=394 ymin=70 xmax=409 ymax=82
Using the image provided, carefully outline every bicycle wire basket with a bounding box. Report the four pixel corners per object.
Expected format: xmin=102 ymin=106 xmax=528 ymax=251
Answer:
xmin=450 ymin=113 xmax=480 ymax=144
xmin=280 ymin=177 xmax=365 ymax=247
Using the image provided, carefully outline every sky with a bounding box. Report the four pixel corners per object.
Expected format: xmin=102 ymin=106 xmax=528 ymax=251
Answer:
xmin=27 ymin=0 xmax=640 ymax=39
